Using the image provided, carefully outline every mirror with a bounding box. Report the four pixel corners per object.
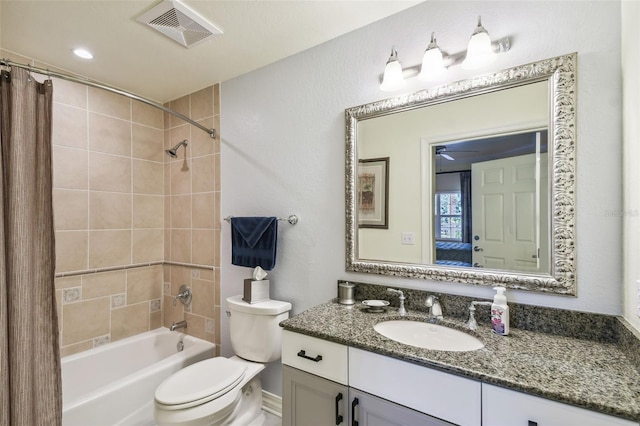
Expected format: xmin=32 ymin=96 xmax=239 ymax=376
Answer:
xmin=346 ymin=53 xmax=577 ymax=295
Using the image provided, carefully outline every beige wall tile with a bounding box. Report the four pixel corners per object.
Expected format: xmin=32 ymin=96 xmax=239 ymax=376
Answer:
xmin=88 ymin=113 xmax=132 ymax=156
xmin=132 ymin=100 xmax=163 ymax=129
xmin=133 ymin=229 xmax=164 ymax=263
xmin=192 ymin=230 xmax=215 ymax=266
xmin=190 ymin=86 xmax=213 ymax=121
xmin=63 ymin=297 xmax=110 ymax=345
xmin=164 ymin=229 xmax=171 ymax=261
xmin=170 ymin=160 xmax=191 ymax=195
xmin=55 ymin=275 xmax=82 ymax=290
xmin=133 ymin=160 xmax=164 ymax=195
xmin=52 ymin=77 xmax=88 ymax=109
xmin=170 ymin=195 xmax=191 ymax=229
xmin=150 ymin=311 xmax=162 ymax=330
xmin=133 ymin=195 xmax=164 ymax=228
xmin=169 ymin=265 xmax=191 ymax=295
xmin=53 ymin=189 xmax=88 ymax=231
xmin=111 ymin=303 xmax=149 ymax=341
xmin=89 ymin=152 xmax=131 ymax=193
xmin=214 ymin=268 xmax=220 ymax=306
xmin=184 ymin=313 xmax=205 ymax=340
xmin=53 ymin=146 xmax=88 ymax=190
xmin=214 ymin=154 xmax=220 ymax=192
xmin=213 ymin=229 xmax=220 ymax=267
xmin=192 ymin=193 xmax=214 ymax=229
xmin=163 ymin=295 xmax=184 ymax=328
xmin=214 ymin=192 xmax=220 ymax=230
xmin=55 ymin=231 xmax=88 ymax=272
xmin=132 ymin=124 xmax=164 ymax=162
xmin=127 ymin=266 xmax=163 ymax=304
xmin=169 ymin=95 xmax=190 ymax=128
xmin=213 ymin=83 xmax=220 ymax=117
xmin=60 ymin=340 xmax=94 ymax=358
xmin=89 ymin=230 xmax=131 ymax=268
xmin=191 ymin=155 xmax=214 ymax=193
xmin=89 ymin=192 xmax=131 ymax=229
xmin=191 ymin=278 xmax=215 ymax=318
xmin=170 ymin=230 xmax=191 ymax=263
xmin=81 ymin=270 xmax=126 ymax=299
xmin=213 ymin=115 xmax=220 ymax=154
xmin=191 ymin=117 xmax=215 ymax=157
xmin=53 ymin=103 xmax=87 ymax=149
xmin=88 ymin=87 xmax=130 ymax=120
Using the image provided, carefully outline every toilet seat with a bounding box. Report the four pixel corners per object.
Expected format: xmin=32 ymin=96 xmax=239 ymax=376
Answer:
xmin=155 ymin=358 xmax=247 ymax=410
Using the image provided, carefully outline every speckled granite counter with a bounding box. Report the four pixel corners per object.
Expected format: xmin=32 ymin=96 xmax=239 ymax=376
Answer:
xmin=280 ymin=301 xmax=640 ymax=422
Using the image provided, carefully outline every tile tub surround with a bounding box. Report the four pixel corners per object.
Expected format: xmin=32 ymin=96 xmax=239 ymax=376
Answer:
xmin=280 ymin=300 xmax=640 ymax=422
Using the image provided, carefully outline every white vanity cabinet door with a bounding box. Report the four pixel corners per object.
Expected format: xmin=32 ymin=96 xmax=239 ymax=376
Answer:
xmin=282 ymin=330 xmax=349 ymax=385
xmin=283 ymin=365 xmax=349 ymax=426
xmin=349 ymin=388 xmax=454 ymax=426
xmin=349 ymin=348 xmax=481 ymax=426
xmin=482 ymin=384 xmax=638 ymax=426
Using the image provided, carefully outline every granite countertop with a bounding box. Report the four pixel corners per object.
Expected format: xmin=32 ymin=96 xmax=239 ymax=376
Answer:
xmin=280 ymin=301 xmax=640 ymax=422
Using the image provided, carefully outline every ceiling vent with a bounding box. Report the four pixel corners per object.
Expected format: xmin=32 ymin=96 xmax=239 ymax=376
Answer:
xmin=137 ymin=0 xmax=223 ymax=48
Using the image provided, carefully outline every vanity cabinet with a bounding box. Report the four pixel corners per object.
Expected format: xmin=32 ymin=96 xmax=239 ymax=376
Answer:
xmin=282 ymin=331 xmax=461 ymax=426
xmin=482 ymin=384 xmax=637 ymax=426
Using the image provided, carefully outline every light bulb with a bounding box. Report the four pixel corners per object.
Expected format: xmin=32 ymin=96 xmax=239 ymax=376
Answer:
xmin=418 ymin=33 xmax=446 ymax=81
xmin=380 ymin=47 xmax=406 ymax=92
xmin=462 ymin=16 xmax=496 ymax=70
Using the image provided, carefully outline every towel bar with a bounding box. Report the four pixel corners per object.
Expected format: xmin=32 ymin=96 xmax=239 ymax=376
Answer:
xmin=224 ymin=215 xmax=298 ymax=225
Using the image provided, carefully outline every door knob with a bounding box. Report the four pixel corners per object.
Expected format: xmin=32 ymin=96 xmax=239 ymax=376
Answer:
xmin=473 ymin=246 xmax=483 ymax=252
xmin=473 ymin=263 xmax=484 ymax=268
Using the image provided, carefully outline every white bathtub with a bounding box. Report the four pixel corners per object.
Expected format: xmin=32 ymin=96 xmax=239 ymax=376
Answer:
xmin=62 ymin=328 xmax=215 ymax=426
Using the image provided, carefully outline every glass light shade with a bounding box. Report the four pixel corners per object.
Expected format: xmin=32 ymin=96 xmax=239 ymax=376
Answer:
xmin=462 ymin=17 xmax=496 ymax=69
xmin=380 ymin=48 xmax=406 ymax=91
xmin=418 ymin=36 xmax=446 ymax=80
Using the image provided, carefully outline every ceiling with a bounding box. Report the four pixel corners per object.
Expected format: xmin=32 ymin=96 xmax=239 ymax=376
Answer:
xmin=1 ymin=0 xmax=421 ymax=103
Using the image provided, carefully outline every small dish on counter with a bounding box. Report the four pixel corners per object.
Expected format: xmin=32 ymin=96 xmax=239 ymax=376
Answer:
xmin=362 ymin=300 xmax=390 ymax=313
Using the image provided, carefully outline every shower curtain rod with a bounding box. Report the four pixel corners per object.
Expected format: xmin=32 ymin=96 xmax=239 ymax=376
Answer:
xmin=0 ymin=58 xmax=216 ymax=139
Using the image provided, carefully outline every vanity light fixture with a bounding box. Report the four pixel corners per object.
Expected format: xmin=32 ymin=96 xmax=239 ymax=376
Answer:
xmin=379 ymin=47 xmax=406 ymax=92
xmin=462 ymin=16 xmax=497 ymax=69
xmin=417 ymin=32 xmax=446 ymax=81
xmin=379 ymin=16 xmax=509 ymax=91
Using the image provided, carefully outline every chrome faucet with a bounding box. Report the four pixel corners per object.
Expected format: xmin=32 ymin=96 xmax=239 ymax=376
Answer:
xmin=465 ymin=301 xmax=492 ymax=330
xmin=170 ymin=320 xmax=188 ymax=332
xmin=386 ymin=288 xmax=407 ymax=316
xmin=425 ymin=295 xmax=443 ymax=322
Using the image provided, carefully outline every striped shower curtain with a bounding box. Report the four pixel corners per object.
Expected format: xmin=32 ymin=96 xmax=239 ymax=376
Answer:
xmin=0 ymin=67 xmax=61 ymax=425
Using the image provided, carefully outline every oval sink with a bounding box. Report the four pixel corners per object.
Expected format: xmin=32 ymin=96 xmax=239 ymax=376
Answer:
xmin=373 ymin=320 xmax=484 ymax=352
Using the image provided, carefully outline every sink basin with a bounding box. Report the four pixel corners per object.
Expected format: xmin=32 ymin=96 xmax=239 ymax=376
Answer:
xmin=373 ymin=320 xmax=484 ymax=352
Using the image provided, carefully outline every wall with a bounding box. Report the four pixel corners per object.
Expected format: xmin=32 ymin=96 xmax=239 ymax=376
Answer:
xmin=622 ymin=0 xmax=640 ymax=332
xmin=221 ymin=1 xmax=623 ymax=394
xmin=161 ymin=85 xmax=222 ymax=352
xmin=1 ymin=48 xmax=223 ymax=356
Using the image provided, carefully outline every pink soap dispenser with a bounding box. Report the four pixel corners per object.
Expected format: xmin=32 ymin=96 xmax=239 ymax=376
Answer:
xmin=491 ymin=286 xmax=510 ymax=336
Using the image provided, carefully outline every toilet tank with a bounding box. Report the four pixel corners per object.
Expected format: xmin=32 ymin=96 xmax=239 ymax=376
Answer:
xmin=226 ymin=295 xmax=292 ymax=363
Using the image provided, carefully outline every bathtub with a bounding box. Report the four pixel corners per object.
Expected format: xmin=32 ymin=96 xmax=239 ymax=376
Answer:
xmin=62 ymin=328 xmax=215 ymax=426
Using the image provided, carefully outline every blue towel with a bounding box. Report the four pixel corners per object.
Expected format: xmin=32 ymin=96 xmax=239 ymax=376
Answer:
xmin=231 ymin=217 xmax=278 ymax=270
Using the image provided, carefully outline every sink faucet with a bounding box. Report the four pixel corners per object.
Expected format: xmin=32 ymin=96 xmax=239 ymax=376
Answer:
xmin=465 ymin=301 xmax=492 ymax=330
xmin=425 ymin=295 xmax=443 ymax=322
xmin=170 ymin=320 xmax=188 ymax=332
xmin=386 ymin=288 xmax=407 ymax=316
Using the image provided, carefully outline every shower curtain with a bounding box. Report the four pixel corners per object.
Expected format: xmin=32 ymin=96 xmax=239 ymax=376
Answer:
xmin=0 ymin=68 xmax=61 ymax=425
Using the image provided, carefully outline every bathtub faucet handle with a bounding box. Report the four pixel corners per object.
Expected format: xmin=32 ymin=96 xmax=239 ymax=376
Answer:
xmin=173 ymin=285 xmax=192 ymax=307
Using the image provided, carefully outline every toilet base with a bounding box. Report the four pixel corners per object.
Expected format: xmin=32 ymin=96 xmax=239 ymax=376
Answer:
xmin=154 ymin=357 xmax=265 ymax=426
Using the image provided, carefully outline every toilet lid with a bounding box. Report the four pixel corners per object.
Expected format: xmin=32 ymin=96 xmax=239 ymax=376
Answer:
xmin=155 ymin=358 xmax=247 ymax=407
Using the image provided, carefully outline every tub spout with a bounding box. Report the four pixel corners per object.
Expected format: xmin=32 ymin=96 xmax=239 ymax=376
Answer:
xmin=170 ymin=320 xmax=187 ymax=332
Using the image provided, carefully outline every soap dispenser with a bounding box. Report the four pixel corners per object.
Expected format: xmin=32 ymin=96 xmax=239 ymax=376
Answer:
xmin=491 ymin=286 xmax=510 ymax=335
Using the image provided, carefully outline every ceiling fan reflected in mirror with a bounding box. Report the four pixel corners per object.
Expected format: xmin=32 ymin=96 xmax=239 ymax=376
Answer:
xmin=434 ymin=145 xmax=478 ymax=161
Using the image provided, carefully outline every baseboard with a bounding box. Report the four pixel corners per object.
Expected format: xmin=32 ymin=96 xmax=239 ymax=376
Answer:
xmin=262 ymin=390 xmax=282 ymax=417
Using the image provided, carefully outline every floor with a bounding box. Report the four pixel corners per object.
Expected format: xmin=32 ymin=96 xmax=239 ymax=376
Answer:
xmin=264 ymin=410 xmax=282 ymax=426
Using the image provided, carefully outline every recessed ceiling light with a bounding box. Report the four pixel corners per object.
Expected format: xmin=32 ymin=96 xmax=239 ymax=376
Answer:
xmin=73 ymin=48 xmax=94 ymax=59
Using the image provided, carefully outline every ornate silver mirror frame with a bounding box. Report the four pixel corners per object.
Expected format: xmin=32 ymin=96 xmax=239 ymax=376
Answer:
xmin=345 ymin=53 xmax=576 ymax=295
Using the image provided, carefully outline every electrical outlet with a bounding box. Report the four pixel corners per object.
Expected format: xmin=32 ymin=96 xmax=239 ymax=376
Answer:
xmin=401 ymin=232 xmax=415 ymax=245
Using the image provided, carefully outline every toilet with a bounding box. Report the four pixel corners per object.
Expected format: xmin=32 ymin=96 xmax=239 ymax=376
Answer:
xmin=154 ymin=295 xmax=292 ymax=425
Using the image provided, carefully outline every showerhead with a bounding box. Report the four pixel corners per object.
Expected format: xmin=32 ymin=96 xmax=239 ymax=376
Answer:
xmin=165 ymin=140 xmax=188 ymax=158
